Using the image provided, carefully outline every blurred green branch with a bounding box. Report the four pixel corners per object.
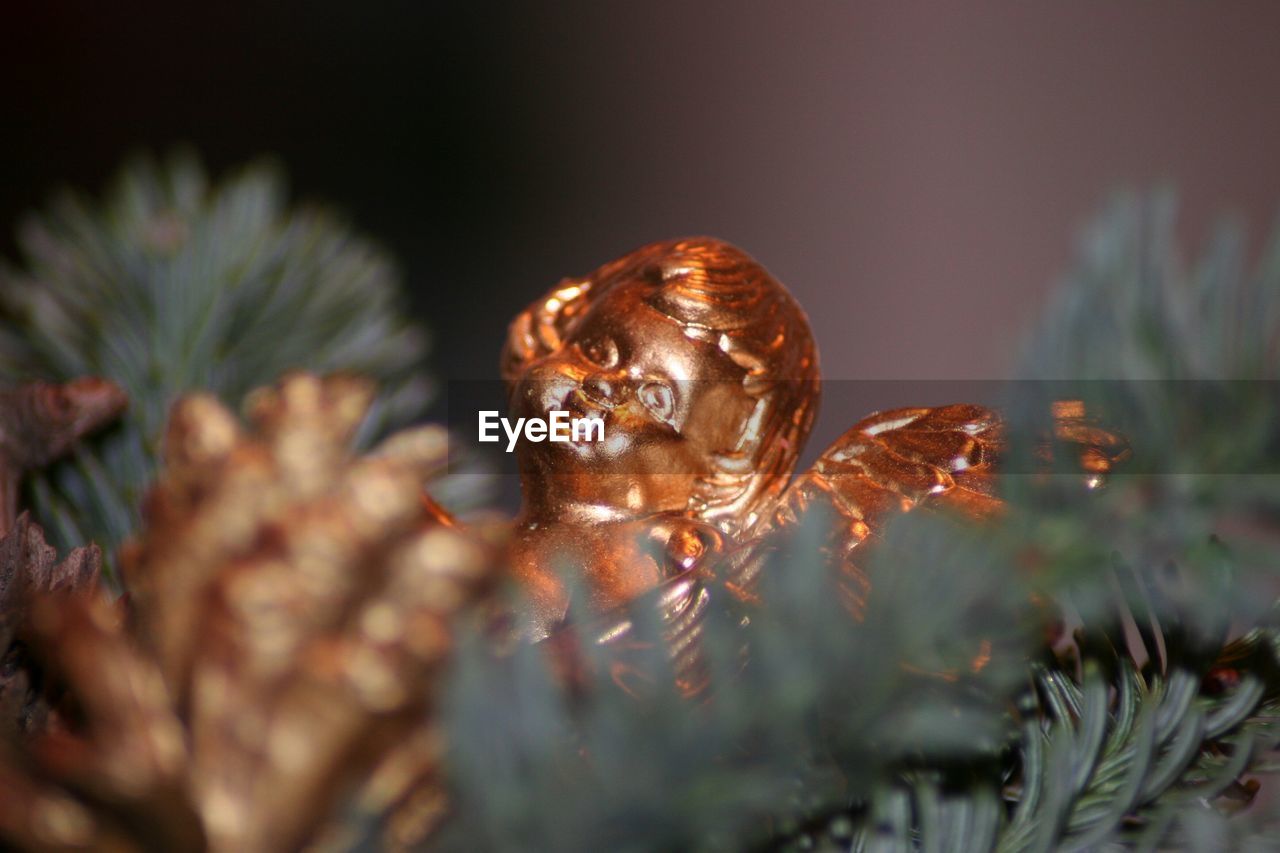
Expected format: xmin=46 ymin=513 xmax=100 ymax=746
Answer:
xmin=0 ymin=151 xmax=432 ymax=572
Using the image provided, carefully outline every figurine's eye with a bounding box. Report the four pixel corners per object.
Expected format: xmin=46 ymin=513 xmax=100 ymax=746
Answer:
xmin=578 ymin=336 xmax=618 ymax=368
xmin=637 ymin=381 xmax=676 ymax=423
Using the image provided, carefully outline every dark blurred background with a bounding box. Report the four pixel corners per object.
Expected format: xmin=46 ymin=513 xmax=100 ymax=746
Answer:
xmin=7 ymin=1 xmax=1280 ymax=438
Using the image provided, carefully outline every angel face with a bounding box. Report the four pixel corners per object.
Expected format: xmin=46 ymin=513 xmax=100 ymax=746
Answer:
xmin=499 ymin=237 xmax=819 ymax=637
xmin=508 ymin=277 xmax=759 ymax=516
xmin=503 ymin=237 xmax=820 ymax=537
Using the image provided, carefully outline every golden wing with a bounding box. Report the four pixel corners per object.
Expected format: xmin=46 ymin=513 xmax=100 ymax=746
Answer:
xmin=767 ymin=404 xmax=1007 ymax=531
xmin=732 ymin=404 xmax=1006 ymax=619
xmin=734 ymin=401 xmax=1130 ymax=618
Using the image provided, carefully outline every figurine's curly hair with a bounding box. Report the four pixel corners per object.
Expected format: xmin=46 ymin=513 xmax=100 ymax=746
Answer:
xmin=503 ymin=237 xmax=820 ymax=534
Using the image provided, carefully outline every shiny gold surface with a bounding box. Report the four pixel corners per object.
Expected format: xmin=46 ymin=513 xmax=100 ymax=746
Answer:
xmin=0 ymin=374 xmax=495 ymax=852
xmin=499 ymin=237 xmax=1129 ymax=648
xmin=501 ymin=237 xmax=818 ymax=638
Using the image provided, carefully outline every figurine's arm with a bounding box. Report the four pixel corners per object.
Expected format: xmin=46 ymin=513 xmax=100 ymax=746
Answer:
xmin=583 ymin=514 xmax=727 ymax=698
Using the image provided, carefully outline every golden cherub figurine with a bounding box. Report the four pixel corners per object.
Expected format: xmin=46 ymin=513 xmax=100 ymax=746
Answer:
xmin=499 ymin=237 xmax=1127 ymax=644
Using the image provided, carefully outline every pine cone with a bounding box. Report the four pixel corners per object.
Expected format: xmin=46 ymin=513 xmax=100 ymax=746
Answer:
xmin=0 ymin=373 xmax=495 ymax=851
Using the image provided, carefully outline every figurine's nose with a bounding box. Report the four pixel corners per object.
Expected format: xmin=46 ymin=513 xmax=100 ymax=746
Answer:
xmin=582 ymin=374 xmax=615 ymax=405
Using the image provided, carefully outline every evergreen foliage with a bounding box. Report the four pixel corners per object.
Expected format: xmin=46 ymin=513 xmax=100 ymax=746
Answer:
xmin=0 ymin=152 xmax=432 ymax=572
xmin=437 ymin=194 xmax=1280 ymax=851
xmin=4 ymin=155 xmax=1278 ymax=849
xmin=440 ymin=514 xmax=1031 ymax=852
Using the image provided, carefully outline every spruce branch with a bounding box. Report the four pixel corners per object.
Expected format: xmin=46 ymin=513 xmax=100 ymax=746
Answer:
xmin=1000 ymin=191 xmax=1280 ymax=849
xmin=439 ymin=193 xmax=1280 ymax=851
xmin=0 ymin=151 xmax=433 ymax=566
